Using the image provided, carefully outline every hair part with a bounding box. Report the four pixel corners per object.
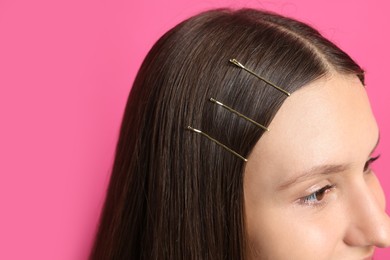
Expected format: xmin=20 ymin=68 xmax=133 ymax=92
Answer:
xmin=90 ymin=8 xmax=364 ymax=260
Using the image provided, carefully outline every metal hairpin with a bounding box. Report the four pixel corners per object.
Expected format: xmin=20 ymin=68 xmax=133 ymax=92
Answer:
xmin=186 ymin=126 xmax=248 ymax=162
xmin=209 ymin=98 xmax=269 ymax=131
xmin=229 ymin=58 xmax=291 ymax=96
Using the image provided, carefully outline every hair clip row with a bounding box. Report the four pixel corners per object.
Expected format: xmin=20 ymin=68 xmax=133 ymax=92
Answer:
xmin=229 ymin=58 xmax=291 ymax=96
xmin=185 ymin=58 xmax=290 ymax=162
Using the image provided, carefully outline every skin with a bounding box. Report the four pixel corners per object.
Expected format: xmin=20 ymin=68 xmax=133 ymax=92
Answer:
xmin=244 ymin=72 xmax=390 ymax=260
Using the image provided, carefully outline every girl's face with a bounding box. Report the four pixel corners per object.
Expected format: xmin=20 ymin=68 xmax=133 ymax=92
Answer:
xmin=244 ymin=73 xmax=390 ymax=260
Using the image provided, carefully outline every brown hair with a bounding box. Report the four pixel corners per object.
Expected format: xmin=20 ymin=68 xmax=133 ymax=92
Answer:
xmin=89 ymin=8 xmax=364 ymax=260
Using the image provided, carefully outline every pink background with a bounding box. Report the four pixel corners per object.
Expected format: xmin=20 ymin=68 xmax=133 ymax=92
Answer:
xmin=0 ymin=0 xmax=389 ymax=259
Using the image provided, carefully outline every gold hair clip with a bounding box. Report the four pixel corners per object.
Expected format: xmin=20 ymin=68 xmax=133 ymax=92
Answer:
xmin=186 ymin=126 xmax=248 ymax=162
xmin=209 ymin=98 xmax=269 ymax=131
xmin=229 ymin=58 xmax=291 ymax=96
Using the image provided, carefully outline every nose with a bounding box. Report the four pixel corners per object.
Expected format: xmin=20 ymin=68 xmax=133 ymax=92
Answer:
xmin=343 ymin=174 xmax=390 ymax=248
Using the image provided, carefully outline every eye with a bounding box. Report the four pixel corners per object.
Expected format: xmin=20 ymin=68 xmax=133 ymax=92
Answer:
xmin=364 ymin=154 xmax=380 ymax=173
xmin=300 ymin=184 xmax=335 ymax=206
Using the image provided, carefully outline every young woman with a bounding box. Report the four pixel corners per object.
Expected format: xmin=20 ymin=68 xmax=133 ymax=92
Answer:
xmin=90 ymin=8 xmax=390 ymax=259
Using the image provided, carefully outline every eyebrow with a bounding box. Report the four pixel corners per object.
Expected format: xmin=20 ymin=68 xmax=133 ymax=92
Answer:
xmin=277 ymin=132 xmax=380 ymax=191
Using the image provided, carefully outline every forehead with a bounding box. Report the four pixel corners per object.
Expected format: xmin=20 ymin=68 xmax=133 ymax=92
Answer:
xmin=246 ymin=73 xmax=378 ymax=182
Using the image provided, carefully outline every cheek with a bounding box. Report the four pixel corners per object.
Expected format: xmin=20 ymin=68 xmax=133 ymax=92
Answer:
xmin=246 ymin=207 xmax=342 ymax=260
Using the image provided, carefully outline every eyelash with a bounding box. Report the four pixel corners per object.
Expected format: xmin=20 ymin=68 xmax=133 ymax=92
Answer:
xmin=300 ymin=155 xmax=381 ymax=207
xmin=364 ymin=154 xmax=380 ymax=173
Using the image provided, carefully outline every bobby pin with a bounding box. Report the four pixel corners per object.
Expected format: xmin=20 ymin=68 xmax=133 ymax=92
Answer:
xmin=209 ymin=98 xmax=269 ymax=131
xmin=229 ymin=58 xmax=291 ymax=96
xmin=186 ymin=126 xmax=248 ymax=162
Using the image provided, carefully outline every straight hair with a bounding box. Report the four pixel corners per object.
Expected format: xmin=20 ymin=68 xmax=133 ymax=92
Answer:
xmin=90 ymin=8 xmax=364 ymax=260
